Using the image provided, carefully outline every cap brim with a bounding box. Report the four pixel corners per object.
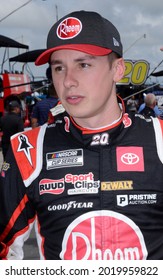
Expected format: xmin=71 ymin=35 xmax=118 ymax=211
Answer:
xmin=35 ymin=44 xmax=112 ymax=66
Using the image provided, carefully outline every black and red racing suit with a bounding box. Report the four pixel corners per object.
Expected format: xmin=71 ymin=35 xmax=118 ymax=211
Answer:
xmin=0 ymin=103 xmax=163 ymax=260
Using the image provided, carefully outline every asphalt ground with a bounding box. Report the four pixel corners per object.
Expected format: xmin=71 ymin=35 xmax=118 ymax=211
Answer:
xmin=0 ymin=149 xmax=40 ymax=259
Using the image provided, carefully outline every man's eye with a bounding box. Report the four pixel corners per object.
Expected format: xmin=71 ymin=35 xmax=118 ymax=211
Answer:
xmin=54 ymin=66 xmax=63 ymax=72
xmin=80 ymin=63 xmax=90 ymax=68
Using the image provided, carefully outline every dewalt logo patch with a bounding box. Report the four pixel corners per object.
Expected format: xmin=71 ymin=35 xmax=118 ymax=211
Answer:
xmin=101 ymin=181 xmax=133 ymax=191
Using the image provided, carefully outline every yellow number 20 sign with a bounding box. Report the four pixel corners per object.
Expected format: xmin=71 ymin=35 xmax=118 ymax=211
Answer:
xmin=118 ymin=60 xmax=150 ymax=85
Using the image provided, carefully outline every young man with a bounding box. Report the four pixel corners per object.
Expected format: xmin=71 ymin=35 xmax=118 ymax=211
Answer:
xmin=0 ymin=10 xmax=163 ymax=260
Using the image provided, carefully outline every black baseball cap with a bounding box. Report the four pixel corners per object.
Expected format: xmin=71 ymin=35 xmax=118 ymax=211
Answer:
xmin=35 ymin=10 xmax=123 ymax=66
xmin=8 ymin=100 xmax=21 ymax=109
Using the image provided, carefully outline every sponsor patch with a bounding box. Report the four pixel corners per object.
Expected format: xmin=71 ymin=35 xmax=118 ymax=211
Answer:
xmin=50 ymin=103 xmax=65 ymax=116
xmin=123 ymin=113 xmax=132 ymax=128
xmin=116 ymin=146 xmax=144 ymax=171
xmin=39 ymin=172 xmax=99 ymax=196
xmin=1 ymin=161 xmax=10 ymax=171
xmin=60 ymin=210 xmax=147 ymax=260
xmin=17 ymin=134 xmax=34 ymax=165
xmin=64 ymin=116 xmax=70 ymax=132
xmin=66 ymin=172 xmax=100 ymax=195
xmin=46 ymin=149 xmax=83 ymax=169
xmin=0 ymin=162 xmax=10 ymax=177
xmin=57 ymin=17 xmax=82 ymax=40
xmin=48 ymin=201 xmax=93 ymax=211
xmin=39 ymin=178 xmax=65 ymax=195
xmin=101 ymin=180 xmax=133 ymax=191
xmin=117 ymin=193 xmax=157 ymax=207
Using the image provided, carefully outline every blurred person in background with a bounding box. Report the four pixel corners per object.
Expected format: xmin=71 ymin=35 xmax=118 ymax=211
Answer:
xmin=139 ymin=93 xmax=157 ymax=118
xmin=138 ymin=93 xmax=161 ymax=117
xmin=126 ymin=95 xmax=138 ymax=112
xmin=31 ymin=83 xmax=58 ymax=128
xmin=0 ymin=100 xmax=24 ymax=160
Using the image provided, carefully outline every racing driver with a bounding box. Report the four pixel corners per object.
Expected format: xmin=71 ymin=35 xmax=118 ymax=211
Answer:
xmin=0 ymin=10 xmax=163 ymax=260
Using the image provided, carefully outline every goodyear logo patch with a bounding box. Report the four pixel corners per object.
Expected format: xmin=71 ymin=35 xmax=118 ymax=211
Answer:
xmin=101 ymin=181 xmax=133 ymax=191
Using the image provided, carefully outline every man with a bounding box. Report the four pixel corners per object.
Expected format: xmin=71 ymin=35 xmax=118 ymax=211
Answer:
xmin=126 ymin=96 xmax=138 ymax=112
xmin=0 ymin=100 xmax=24 ymax=160
xmin=138 ymin=93 xmax=161 ymax=117
xmin=0 ymin=10 xmax=163 ymax=260
xmin=139 ymin=93 xmax=157 ymax=118
xmin=31 ymin=83 xmax=58 ymax=127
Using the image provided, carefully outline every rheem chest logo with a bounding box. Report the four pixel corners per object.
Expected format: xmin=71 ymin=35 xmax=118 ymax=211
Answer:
xmin=60 ymin=210 xmax=147 ymax=260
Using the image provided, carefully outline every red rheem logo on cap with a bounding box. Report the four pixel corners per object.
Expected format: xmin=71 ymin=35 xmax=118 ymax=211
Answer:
xmin=57 ymin=17 xmax=82 ymax=39
xmin=60 ymin=210 xmax=148 ymax=260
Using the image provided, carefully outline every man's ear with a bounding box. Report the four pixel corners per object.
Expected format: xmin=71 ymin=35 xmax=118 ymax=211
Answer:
xmin=113 ymin=58 xmax=125 ymax=83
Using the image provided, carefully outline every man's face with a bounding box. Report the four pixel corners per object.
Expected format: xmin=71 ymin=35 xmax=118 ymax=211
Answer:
xmin=50 ymin=49 xmax=123 ymax=127
xmin=15 ymin=107 xmax=21 ymax=114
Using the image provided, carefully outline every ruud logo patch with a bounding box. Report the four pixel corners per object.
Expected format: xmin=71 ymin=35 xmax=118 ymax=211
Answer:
xmin=46 ymin=149 xmax=83 ymax=169
xmin=39 ymin=178 xmax=65 ymax=195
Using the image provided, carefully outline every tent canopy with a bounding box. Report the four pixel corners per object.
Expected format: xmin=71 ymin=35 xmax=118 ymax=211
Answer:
xmin=0 ymin=34 xmax=29 ymax=49
xmin=151 ymin=70 xmax=163 ymax=77
xmin=9 ymin=49 xmax=45 ymax=63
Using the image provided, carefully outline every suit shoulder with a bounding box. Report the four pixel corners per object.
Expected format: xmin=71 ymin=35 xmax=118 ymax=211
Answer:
xmin=11 ymin=124 xmax=47 ymax=187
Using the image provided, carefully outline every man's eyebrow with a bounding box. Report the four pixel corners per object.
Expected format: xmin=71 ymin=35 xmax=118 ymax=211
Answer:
xmin=50 ymin=59 xmax=62 ymax=65
xmin=50 ymin=54 xmax=96 ymax=65
xmin=75 ymin=55 xmax=96 ymax=62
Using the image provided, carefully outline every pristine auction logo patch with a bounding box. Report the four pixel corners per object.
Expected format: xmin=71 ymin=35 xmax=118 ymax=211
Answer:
xmin=117 ymin=193 xmax=157 ymax=207
xmin=46 ymin=149 xmax=83 ymax=170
